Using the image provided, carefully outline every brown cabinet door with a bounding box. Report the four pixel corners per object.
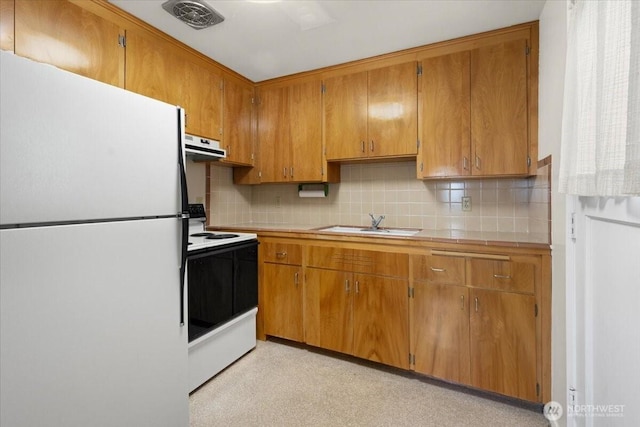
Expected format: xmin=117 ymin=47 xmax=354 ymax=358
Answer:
xmin=420 ymin=52 xmax=471 ymax=177
xmin=367 ymin=62 xmax=418 ymax=158
xmin=289 ymin=80 xmax=323 ymax=182
xmin=182 ymin=60 xmax=222 ymax=140
xmin=257 ymin=85 xmax=290 ymax=182
xmin=353 ymin=274 xmax=409 ymax=369
xmin=223 ymin=79 xmax=254 ymax=166
xmin=470 ymin=288 xmax=537 ymax=401
xmin=14 ymin=0 xmax=124 ymax=87
xmin=263 ymin=264 xmax=303 ymax=342
xmin=125 ymin=29 xmax=182 ymax=106
xmin=471 ymin=38 xmax=529 ymax=176
xmin=413 ymin=282 xmax=470 ymax=384
xmin=324 ymin=71 xmax=368 ymax=160
xmin=304 ymin=268 xmax=352 ymax=355
xmin=1 ymin=0 xmax=15 ymax=52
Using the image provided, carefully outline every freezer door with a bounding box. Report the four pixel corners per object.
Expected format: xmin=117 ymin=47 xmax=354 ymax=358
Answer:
xmin=0 ymin=219 xmax=188 ymax=427
xmin=0 ymin=52 xmax=181 ymax=225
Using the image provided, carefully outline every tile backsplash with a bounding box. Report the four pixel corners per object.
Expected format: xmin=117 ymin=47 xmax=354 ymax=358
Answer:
xmin=204 ymin=161 xmax=550 ymax=236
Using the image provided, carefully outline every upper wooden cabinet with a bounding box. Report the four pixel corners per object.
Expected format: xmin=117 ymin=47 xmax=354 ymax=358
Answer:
xmin=182 ymin=59 xmax=223 ymax=141
xmin=418 ymin=34 xmax=534 ymax=179
xmin=125 ymin=29 xmax=181 ymax=105
xmin=471 ymin=38 xmax=529 ymax=176
xmin=324 ymin=61 xmax=418 ymax=161
xmin=257 ymin=80 xmax=336 ymax=183
xmin=222 ymin=78 xmax=254 ymax=166
xmin=419 ymin=51 xmax=471 ymax=177
xmin=0 ymin=0 xmax=15 ymax=52
xmin=13 ymin=0 xmax=124 ymax=87
xmin=126 ymin=29 xmax=224 ymax=142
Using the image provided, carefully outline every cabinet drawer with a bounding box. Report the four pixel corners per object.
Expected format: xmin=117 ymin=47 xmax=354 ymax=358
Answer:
xmin=307 ymin=247 xmax=408 ymax=277
xmin=351 ymin=250 xmax=408 ymax=277
xmin=306 ymin=246 xmax=351 ymax=270
xmin=261 ymin=241 xmax=302 ymax=265
xmin=469 ymin=259 xmax=534 ymax=294
xmin=412 ymin=255 xmax=465 ymax=285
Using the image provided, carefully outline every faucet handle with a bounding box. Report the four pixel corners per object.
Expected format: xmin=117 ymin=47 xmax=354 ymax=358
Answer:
xmin=369 ymin=213 xmax=385 ymax=228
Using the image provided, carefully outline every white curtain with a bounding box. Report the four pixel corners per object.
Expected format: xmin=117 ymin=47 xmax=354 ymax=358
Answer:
xmin=559 ymin=0 xmax=640 ymax=196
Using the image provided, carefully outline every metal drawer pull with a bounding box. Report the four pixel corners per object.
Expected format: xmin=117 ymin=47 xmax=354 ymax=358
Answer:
xmin=370 ymin=140 xmax=374 ymax=152
xmin=475 ymin=155 xmax=481 ymax=170
xmin=430 ymin=267 xmax=446 ymax=272
xmin=290 ymin=167 xmax=294 ymax=178
xmin=493 ymin=274 xmax=512 ymax=279
xmin=463 ymin=157 xmax=469 ymax=170
xmin=275 ymin=252 xmax=287 ymax=258
xmin=355 ymin=280 xmax=360 ymax=294
xmin=460 ymin=295 xmax=464 ymax=310
xmin=345 ymin=279 xmax=350 ymax=293
xmin=294 ymin=272 xmax=299 ymax=286
xmin=361 ymin=141 xmax=365 ymax=152
xmin=475 ymin=297 xmax=479 ymax=312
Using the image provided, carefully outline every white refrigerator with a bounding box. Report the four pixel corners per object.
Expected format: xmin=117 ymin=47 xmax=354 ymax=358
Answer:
xmin=0 ymin=52 xmax=189 ymax=426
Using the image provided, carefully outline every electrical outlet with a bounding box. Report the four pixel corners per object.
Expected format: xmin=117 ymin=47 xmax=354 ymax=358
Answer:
xmin=276 ymin=196 xmax=281 ymax=208
xmin=462 ymin=196 xmax=472 ymax=211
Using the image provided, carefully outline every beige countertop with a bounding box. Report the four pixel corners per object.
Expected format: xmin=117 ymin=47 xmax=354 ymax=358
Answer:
xmin=208 ymin=222 xmax=551 ymax=249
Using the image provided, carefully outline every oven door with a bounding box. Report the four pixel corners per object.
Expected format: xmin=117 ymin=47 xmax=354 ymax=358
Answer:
xmin=187 ymin=240 xmax=258 ymax=342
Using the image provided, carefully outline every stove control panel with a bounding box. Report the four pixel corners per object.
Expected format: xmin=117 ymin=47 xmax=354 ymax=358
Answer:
xmin=188 ymin=203 xmax=206 ymax=220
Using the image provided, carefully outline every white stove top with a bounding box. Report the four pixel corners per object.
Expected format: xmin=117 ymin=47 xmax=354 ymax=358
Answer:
xmin=187 ymin=221 xmax=257 ymax=252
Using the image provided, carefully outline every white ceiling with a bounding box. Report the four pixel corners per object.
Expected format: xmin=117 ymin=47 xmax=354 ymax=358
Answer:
xmin=110 ymin=0 xmax=546 ymax=82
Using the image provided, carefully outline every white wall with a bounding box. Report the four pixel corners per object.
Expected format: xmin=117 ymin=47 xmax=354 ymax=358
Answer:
xmin=539 ymin=0 xmax=568 ymax=422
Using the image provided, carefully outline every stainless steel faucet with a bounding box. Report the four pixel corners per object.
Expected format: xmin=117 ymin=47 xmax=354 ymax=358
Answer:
xmin=369 ymin=213 xmax=385 ymax=230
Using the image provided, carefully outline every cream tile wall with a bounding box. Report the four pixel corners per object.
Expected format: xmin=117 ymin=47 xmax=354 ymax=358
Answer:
xmin=207 ymin=161 xmax=550 ymax=235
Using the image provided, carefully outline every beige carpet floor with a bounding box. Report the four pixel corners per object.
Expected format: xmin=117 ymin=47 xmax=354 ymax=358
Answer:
xmin=190 ymin=340 xmax=549 ymax=427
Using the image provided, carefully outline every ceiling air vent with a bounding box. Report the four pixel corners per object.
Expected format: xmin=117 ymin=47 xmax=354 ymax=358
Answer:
xmin=162 ymin=0 xmax=225 ymax=30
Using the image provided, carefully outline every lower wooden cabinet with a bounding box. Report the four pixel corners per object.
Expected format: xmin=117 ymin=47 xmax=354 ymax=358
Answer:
xmin=411 ymin=253 xmax=541 ymax=401
xmin=262 ymin=263 xmax=303 ymax=342
xmin=258 ymin=236 xmax=549 ymax=403
xmin=470 ymin=288 xmax=537 ymax=401
xmin=261 ymin=239 xmax=304 ymax=342
xmin=413 ymin=281 xmax=470 ymax=384
xmin=305 ymin=267 xmax=409 ymax=369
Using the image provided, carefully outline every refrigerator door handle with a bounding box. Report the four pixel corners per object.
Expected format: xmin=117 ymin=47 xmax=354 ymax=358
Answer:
xmin=177 ymin=107 xmax=189 ymax=326
xmin=179 ymin=217 xmax=188 ymax=326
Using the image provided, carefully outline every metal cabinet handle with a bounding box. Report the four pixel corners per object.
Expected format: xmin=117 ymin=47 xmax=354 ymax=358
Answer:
xmin=430 ymin=267 xmax=446 ymax=272
xmin=290 ymin=167 xmax=294 ymax=178
xmin=370 ymin=141 xmax=374 ymax=152
xmin=361 ymin=141 xmax=365 ymax=152
xmin=460 ymin=295 xmax=465 ymax=310
xmin=463 ymin=157 xmax=469 ymax=170
xmin=355 ymin=280 xmax=360 ymax=294
xmin=475 ymin=297 xmax=479 ymax=312
xmin=475 ymin=155 xmax=481 ymax=170
xmin=283 ymin=167 xmax=287 ymax=178
xmin=275 ymin=252 xmax=287 ymax=258
xmin=493 ymin=274 xmax=512 ymax=279
xmin=345 ymin=279 xmax=350 ymax=293
xmin=294 ymin=272 xmax=299 ymax=286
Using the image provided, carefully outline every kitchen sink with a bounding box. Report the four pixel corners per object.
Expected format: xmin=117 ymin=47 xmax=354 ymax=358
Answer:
xmin=317 ymin=225 xmax=421 ymax=237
